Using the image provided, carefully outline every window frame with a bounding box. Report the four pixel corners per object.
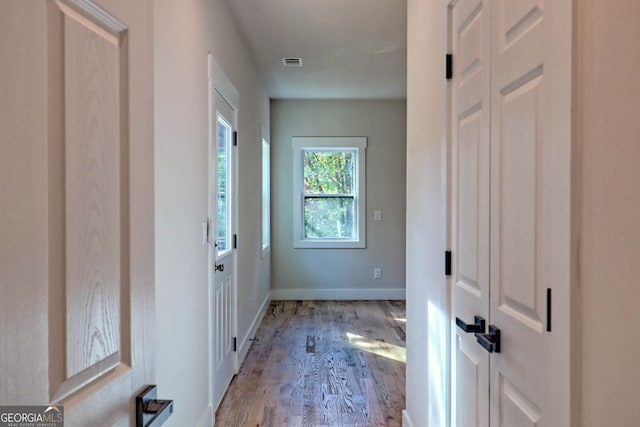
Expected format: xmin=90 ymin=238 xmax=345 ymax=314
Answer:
xmin=292 ymin=136 xmax=367 ymax=249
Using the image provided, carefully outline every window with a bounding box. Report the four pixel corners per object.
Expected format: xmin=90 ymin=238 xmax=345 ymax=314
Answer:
xmin=292 ymin=137 xmax=367 ymax=248
xmin=262 ymin=138 xmax=270 ymax=254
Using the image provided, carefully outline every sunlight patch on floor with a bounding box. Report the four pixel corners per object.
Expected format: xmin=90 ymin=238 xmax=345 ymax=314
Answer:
xmin=346 ymin=332 xmax=406 ymax=363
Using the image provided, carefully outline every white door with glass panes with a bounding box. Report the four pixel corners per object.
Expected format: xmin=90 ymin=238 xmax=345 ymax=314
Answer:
xmin=211 ymin=89 xmax=237 ymax=410
xmin=449 ymin=0 xmax=572 ymax=426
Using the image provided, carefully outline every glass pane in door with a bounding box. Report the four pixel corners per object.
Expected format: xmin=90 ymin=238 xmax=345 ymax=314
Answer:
xmin=216 ymin=114 xmax=232 ymax=255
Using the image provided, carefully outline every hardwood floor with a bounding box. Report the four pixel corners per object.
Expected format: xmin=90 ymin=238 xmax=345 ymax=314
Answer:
xmin=215 ymin=300 xmax=406 ymax=427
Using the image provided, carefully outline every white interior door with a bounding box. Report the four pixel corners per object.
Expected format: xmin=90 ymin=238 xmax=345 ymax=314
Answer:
xmin=449 ymin=0 xmax=571 ymax=426
xmin=211 ymin=89 xmax=237 ymax=410
xmin=488 ymin=1 xmax=571 ymax=425
xmin=450 ymin=1 xmax=491 ymax=426
xmin=0 ymin=0 xmax=154 ymax=425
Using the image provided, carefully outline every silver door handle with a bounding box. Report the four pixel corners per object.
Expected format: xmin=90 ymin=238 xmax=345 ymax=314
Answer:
xmin=215 ymin=263 xmax=224 ymax=272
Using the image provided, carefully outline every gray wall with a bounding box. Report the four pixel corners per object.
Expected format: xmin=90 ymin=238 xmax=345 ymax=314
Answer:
xmin=271 ymin=100 xmax=406 ymax=299
xmin=154 ymin=0 xmax=270 ymax=425
xmin=577 ymin=0 xmax=640 ymax=424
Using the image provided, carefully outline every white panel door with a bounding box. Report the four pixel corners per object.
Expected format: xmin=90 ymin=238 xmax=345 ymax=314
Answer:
xmin=489 ymin=0 xmax=571 ymax=425
xmin=450 ymin=1 xmax=491 ymax=426
xmin=0 ymin=0 xmax=154 ymax=425
xmin=211 ymin=90 xmax=237 ymax=410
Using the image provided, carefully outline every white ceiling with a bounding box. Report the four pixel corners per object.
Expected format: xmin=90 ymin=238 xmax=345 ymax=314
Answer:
xmin=225 ymin=0 xmax=407 ymax=99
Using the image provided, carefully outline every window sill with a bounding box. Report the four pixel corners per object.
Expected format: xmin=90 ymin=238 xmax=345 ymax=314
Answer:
xmin=293 ymin=239 xmax=365 ymax=249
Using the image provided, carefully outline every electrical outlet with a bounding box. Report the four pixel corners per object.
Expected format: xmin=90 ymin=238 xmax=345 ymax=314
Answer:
xmin=374 ymin=210 xmax=381 ymax=221
xmin=374 ymin=268 xmax=382 ymax=279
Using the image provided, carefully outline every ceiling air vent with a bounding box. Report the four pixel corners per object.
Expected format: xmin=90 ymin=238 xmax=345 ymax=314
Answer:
xmin=282 ymin=57 xmax=303 ymax=67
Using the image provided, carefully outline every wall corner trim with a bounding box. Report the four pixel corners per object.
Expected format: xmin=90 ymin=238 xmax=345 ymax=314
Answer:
xmin=402 ymin=410 xmax=415 ymax=427
xmin=196 ymin=404 xmax=213 ymax=427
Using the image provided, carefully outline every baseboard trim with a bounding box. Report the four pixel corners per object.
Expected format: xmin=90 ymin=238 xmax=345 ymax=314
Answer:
xmin=271 ymin=288 xmax=406 ymax=301
xmin=402 ymin=410 xmax=414 ymax=427
xmin=237 ymin=292 xmax=271 ymax=366
xmin=196 ymin=404 xmax=213 ymax=427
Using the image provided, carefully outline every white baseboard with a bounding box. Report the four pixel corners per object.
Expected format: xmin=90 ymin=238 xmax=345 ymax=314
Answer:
xmin=237 ymin=292 xmax=271 ymax=366
xmin=402 ymin=410 xmax=414 ymax=427
xmin=270 ymin=288 xmax=406 ymax=300
xmin=196 ymin=404 xmax=213 ymax=427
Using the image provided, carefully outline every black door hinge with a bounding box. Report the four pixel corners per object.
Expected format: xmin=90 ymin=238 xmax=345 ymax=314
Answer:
xmin=233 ymin=337 xmax=237 ymax=352
xmin=445 ymin=250 xmax=452 ymax=276
xmin=233 ymin=234 xmax=237 ymax=249
xmin=233 ymin=131 xmax=238 ymax=146
xmin=446 ymin=53 xmax=453 ymax=80
xmin=546 ymin=288 xmax=552 ymax=332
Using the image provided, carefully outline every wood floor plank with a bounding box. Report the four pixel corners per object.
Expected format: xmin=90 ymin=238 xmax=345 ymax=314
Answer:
xmin=215 ymin=300 xmax=406 ymax=427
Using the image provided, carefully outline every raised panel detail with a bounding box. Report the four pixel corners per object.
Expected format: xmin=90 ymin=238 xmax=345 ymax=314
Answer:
xmin=216 ymin=281 xmax=224 ymax=367
xmin=456 ymin=338 xmax=480 ymax=427
xmin=458 ymin=3 xmax=483 ymax=84
xmin=499 ymin=0 xmax=544 ymax=50
xmin=224 ymin=276 xmax=232 ymax=354
xmin=65 ymin=11 xmax=121 ymax=378
xmin=48 ymin=0 xmax=130 ymax=402
xmin=498 ymin=71 xmax=544 ymax=331
xmin=499 ymin=375 xmax=541 ymax=426
xmin=457 ymin=110 xmax=482 ymax=292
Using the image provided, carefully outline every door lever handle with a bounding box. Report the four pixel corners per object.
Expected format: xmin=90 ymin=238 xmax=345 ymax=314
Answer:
xmin=456 ymin=315 xmax=486 ymax=333
xmin=136 ymin=385 xmax=173 ymax=427
xmin=475 ymin=325 xmax=501 ymax=353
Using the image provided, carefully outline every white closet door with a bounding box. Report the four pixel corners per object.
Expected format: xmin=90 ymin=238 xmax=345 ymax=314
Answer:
xmin=449 ymin=0 xmax=572 ymax=426
xmin=450 ymin=1 xmax=491 ymax=426
xmin=489 ymin=0 xmax=571 ymax=426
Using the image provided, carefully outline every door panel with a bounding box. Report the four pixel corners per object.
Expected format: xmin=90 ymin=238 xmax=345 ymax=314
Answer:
xmin=490 ymin=0 xmax=570 ymax=425
xmin=450 ymin=1 xmax=491 ymax=426
xmin=457 ymin=113 xmax=482 ymax=292
xmin=498 ymin=375 xmax=542 ymax=427
xmin=1 ymin=0 xmax=154 ymax=425
xmin=497 ymin=73 xmax=545 ymax=330
xmin=455 ymin=337 xmax=483 ymax=427
xmin=62 ymin=3 xmax=124 ymax=390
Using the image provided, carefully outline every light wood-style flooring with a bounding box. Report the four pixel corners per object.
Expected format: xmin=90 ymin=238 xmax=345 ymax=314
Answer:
xmin=215 ymin=300 xmax=406 ymax=427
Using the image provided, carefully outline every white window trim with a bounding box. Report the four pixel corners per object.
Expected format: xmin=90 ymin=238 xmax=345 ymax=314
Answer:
xmin=292 ymin=136 xmax=367 ymax=249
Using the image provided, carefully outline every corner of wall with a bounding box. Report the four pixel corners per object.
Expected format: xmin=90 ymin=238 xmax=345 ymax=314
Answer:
xmin=402 ymin=410 xmax=415 ymax=427
xmin=238 ymin=291 xmax=271 ymax=366
xmin=405 ymin=0 xmax=448 ymax=426
xmin=196 ymin=405 xmax=213 ymax=427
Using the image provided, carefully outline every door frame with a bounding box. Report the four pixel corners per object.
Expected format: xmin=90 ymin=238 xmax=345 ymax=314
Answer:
xmin=207 ymin=53 xmax=239 ymax=411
